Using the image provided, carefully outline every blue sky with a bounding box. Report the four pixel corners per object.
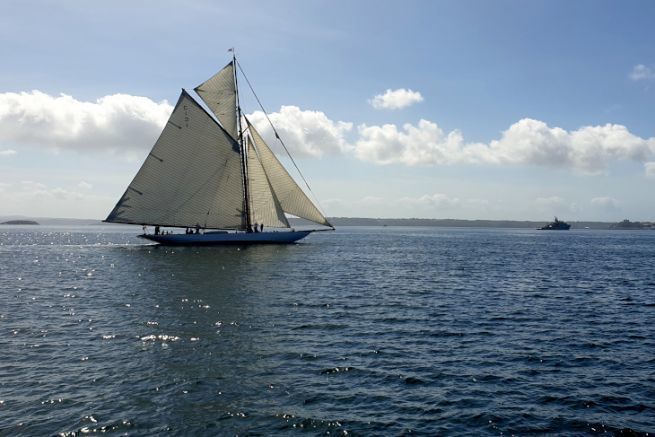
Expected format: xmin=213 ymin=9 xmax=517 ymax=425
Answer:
xmin=1 ymin=0 xmax=654 ymax=221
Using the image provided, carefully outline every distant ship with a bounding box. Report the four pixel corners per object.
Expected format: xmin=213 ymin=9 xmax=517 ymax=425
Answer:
xmin=538 ymin=217 xmax=571 ymax=230
xmin=105 ymin=51 xmax=333 ymax=245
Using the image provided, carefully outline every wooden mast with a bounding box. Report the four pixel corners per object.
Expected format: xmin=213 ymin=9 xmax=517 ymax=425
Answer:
xmin=232 ymin=49 xmax=251 ymax=231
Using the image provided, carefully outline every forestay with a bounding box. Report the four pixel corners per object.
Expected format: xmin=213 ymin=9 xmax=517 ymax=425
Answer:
xmin=106 ymin=90 xmax=245 ymax=229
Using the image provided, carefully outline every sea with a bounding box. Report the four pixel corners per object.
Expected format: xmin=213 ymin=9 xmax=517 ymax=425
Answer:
xmin=1 ymin=225 xmax=653 ymax=435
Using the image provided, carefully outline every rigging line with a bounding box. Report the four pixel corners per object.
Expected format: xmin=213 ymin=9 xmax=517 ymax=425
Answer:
xmin=235 ymin=60 xmax=332 ymax=224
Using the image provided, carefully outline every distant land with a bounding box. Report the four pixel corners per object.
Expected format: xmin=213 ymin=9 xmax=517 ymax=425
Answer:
xmin=1 ymin=215 xmax=653 ymax=230
xmin=0 ymin=216 xmax=101 ymax=226
xmin=327 ymin=217 xmax=614 ymax=230
xmin=609 ymin=219 xmax=655 ymax=230
xmin=1 ymin=220 xmax=39 ymax=225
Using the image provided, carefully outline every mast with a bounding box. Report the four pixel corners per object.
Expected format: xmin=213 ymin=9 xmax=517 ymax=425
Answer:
xmin=233 ymin=49 xmax=251 ymax=231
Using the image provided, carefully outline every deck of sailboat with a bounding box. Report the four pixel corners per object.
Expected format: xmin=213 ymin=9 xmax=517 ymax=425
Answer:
xmin=139 ymin=229 xmax=314 ymax=245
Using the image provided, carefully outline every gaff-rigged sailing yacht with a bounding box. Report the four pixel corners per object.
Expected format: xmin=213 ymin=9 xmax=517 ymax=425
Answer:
xmin=105 ymin=52 xmax=334 ymax=245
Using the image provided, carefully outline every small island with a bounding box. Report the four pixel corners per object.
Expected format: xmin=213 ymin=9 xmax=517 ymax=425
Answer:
xmin=1 ymin=220 xmax=40 ymax=225
xmin=610 ymin=219 xmax=655 ymax=230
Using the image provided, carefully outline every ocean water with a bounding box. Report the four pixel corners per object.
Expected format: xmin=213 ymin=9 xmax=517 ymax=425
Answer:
xmin=1 ymin=225 xmax=654 ymax=435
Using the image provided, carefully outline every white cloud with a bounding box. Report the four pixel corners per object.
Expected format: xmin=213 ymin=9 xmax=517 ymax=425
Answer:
xmin=399 ymin=193 xmax=461 ymax=209
xmin=355 ymin=118 xmax=655 ymax=172
xmin=370 ymin=88 xmax=424 ymax=110
xmin=645 ymin=162 xmax=655 ymax=178
xmin=532 ymin=196 xmax=579 ymax=215
xmin=334 ymin=193 xmax=478 ymax=218
xmin=629 ymin=64 xmax=655 ymax=81
xmin=78 ymin=180 xmax=93 ymax=190
xmin=359 ymin=195 xmax=386 ymax=205
xmin=591 ymin=196 xmax=619 ymax=210
xmin=4 ymin=90 xmax=654 ymax=176
xmin=355 ymin=119 xmax=492 ymax=165
xmin=2 ymin=180 xmax=110 ymax=218
xmin=247 ymin=105 xmax=352 ymax=157
xmin=534 ymin=196 xmax=565 ymax=208
xmin=490 ymin=119 xmax=654 ymax=173
xmin=0 ymin=90 xmax=172 ymax=156
xmin=18 ymin=180 xmax=83 ymax=200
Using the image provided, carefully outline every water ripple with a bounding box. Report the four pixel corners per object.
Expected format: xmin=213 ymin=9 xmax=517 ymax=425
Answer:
xmin=1 ymin=226 xmax=654 ymax=434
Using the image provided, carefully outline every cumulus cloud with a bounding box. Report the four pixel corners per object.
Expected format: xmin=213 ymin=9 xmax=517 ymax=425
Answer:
xmin=355 ymin=119 xmax=492 ymax=165
xmin=370 ymin=88 xmax=424 ymax=110
xmin=629 ymin=64 xmax=655 ymax=81
xmin=247 ymin=105 xmax=352 ymax=157
xmin=0 ymin=90 xmax=172 ymax=155
xmin=3 ymin=90 xmax=654 ymax=175
xmin=591 ymin=196 xmax=619 ymax=210
xmin=490 ymin=119 xmax=654 ymax=172
xmin=355 ymin=118 xmax=655 ymax=172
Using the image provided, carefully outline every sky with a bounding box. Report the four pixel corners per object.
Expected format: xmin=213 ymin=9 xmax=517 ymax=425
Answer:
xmin=1 ymin=0 xmax=654 ymax=221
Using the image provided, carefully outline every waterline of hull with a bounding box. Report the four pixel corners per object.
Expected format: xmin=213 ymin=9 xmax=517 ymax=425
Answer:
xmin=139 ymin=230 xmax=313 ymax=246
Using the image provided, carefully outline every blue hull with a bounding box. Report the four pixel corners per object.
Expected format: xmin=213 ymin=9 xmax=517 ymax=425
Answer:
xmin=139 ymin=230 xmax=313 ymax=246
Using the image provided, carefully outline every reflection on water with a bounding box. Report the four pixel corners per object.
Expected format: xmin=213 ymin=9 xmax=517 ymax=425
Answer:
xmin=1 ymin=226 xmax=654 ymax=434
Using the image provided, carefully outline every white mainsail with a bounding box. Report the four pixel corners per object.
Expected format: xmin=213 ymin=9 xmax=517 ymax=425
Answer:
xmin=245 ymin=118 xmax=332 ymax=227
xmin=106 ymin=90 xmax=245 ymax=229
xmin=194 ymin=61 xmax=239 ymax=140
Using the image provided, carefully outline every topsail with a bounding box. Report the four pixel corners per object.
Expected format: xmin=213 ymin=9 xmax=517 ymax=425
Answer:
xmin=194 ymin=61 xmax=239 ymax=140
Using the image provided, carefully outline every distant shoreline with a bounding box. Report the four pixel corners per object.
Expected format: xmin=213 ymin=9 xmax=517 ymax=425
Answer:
xmin=326 ymin=217 xmax=619 ymax=230
xmin=2 ymin=216 xmax=651 ymax=230
xmin=1 ymin=220 xmax=39 ymax=225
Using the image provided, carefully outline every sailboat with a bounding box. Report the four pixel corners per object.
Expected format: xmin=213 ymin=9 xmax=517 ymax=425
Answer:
xmin=105 ymin=52 xmax=334 ymax=245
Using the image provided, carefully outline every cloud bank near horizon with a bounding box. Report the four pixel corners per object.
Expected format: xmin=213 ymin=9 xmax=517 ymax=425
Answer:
xmin=2 ymin=90 xmax=654 ymax=175
xmin=355 ymin=118 xmax=655 ymax=173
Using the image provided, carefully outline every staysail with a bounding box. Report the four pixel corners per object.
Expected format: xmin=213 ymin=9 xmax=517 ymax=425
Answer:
xmin=194 ymin=61 xmax=239 ymax=140
xmin=106 ymin=90 xmax=245 ymax=229
xmin=246 ymin=118 xmax=332 ymax=227
xmin=246 ymin=139 xmax=290 ymax=228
